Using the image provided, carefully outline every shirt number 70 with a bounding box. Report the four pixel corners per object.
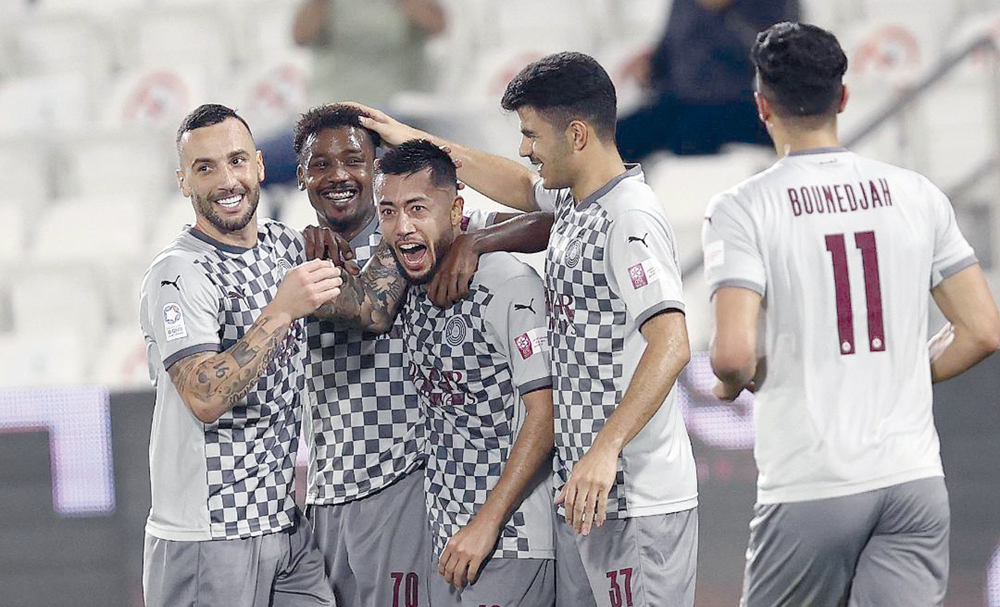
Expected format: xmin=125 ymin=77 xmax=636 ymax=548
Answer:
xmin=825 ymin=231 xmax=886 ymax=355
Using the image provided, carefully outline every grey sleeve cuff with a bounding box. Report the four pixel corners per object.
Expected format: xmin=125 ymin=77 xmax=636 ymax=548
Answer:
xmin=635 ymin=300 xmax=686 ymax=329
xmin=518 ymin=377 xmax=553 ymax=396
xmin=485 ymin=211 xmax=497 ymax=227
xmin=163 ymin=343 xmax=221 ymax=370
xmin=939 ymin=255 xmax=978 ymax=280
xmin=709 ymin=278 xmax=766 ymax=297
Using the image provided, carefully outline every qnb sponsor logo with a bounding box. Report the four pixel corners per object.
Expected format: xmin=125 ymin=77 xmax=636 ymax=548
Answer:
xmin=408 ymin=363 xmax=472 ymax=407
xmin=988 ymin=541 xmax=1000 ymax=606
xmin=0 ymin=386 xmax=115 ymax=516
xmin=675 ymin=353 xmax=755 ymax=451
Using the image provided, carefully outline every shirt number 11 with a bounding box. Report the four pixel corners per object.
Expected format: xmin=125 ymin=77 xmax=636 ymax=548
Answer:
xmin=825 ymin=231 xmax=886 ymax=355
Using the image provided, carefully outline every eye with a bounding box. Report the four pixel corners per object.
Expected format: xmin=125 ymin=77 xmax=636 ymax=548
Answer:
xmin=197 ymin=165 xmax=211 ymax=174
xmin=411 ymin=205 xmax=425 ymax=213
xmin=312 ymin=160 xmax=327 ymax=170
xmin=232 ymin=157 xmax=246 ymax=165
xmin=379 ymin=208 xmax=394 ymax=218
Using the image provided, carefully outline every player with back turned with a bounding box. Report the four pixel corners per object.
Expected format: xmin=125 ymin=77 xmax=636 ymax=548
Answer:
xmin=704 ymin=23 xmax=1000 ymax=606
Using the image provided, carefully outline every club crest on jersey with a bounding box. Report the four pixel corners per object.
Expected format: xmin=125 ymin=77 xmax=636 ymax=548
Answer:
xmin=277 ymin=258 xmax=292 ymax=277
xmin=445 ymin=317 xmax=468 ymax=346
xmin=162 ymin=303 xmax=187 ymax=341
xmin=564 ymin=239 xmax=582 ymax=268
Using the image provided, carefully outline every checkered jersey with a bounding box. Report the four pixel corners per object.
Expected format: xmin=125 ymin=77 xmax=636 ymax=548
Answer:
xmin=537 ymin=166 xmax=698 ymax=520
xmin=140 ymin=219 xmax=306 ymax=541
xmin=303 ymin=210 xmax=495 ymax=504
xmin=401 ymin=252 xmax=554 ymax=560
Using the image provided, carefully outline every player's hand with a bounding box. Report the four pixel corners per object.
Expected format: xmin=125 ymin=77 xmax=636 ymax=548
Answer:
xmin=303 ymin=225 xmax=360 ymax=276
xmin=438 ymin=516 xmax=500 ymax=588
xmin=712 ymin=379 xmax=752 ymax=402
xmin=348 ymin=102 xmax=428 ymax=147
xmin=555 ymin=441 xmax=618 ymax=535
xmin=268 ymin=259 xmax=343 ymax=321
xmin=428 ymin=232 xmax=480 ymax=307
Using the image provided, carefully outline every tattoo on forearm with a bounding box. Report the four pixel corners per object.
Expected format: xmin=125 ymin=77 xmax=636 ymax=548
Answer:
xmin=314 ymin=239 xmax=407 ymax=329
xmin=169 ymin=314 xmax=291 ymax=415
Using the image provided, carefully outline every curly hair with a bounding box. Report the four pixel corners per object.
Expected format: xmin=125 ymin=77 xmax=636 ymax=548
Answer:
xmin=293 ymin=104 xmax=381 ymax=160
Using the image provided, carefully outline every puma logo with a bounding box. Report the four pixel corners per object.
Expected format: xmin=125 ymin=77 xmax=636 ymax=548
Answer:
xmin=628 ymin=233 xmax=649 ymax=247
xmin=514 ymin=299 xmax=535 ymax=314
xmin=227 ymin=286 xmax=247 ymax=300
xmin=160 ymin=276 xmax=181 ymax=291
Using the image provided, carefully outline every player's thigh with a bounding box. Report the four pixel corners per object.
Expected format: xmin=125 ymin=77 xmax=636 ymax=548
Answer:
xmin=553 ymin=516 xmax=598 ymax=607
xmin=306 ymin=502 xmax=360 ymax=607
xmin=569 ymin=511 xmax=696 ymax=607
xmin=272 ymin=513 xmax=336 ymax=607
xmin=849 ymin=477 xmax=950 ymax=607
xmin=429 ymin=558 xmax=555 ymax=607
xmin=348 ymin=472 xmax=433 ymax=607
xmin=143 ymin=534 xmax=199 ymax=607
xmin=741 ymin=496 xmax=876 ymax=607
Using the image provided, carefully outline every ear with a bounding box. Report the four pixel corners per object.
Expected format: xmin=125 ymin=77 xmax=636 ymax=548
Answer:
xmin=837 ymin=84 xmax=849 ymax=114
xmin=451 ymin=194 xmax=465 ymax=226
xmin=568 ymin=120 xmax=589 ymax=152
xmin=256 ymin=150 xmax=266 ymax=184
xmin=754 ymin=91 xmax=770 ymax=124
xmin=176 ymin=168 xmax=190 ymax=197
xmin=296 ymin=164 xmax=306 ymax=191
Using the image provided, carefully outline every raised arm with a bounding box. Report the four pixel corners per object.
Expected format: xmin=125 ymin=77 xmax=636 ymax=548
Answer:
xmin=351 ymin=103 xmax=539 ymax=212
xmin=307 ymin=232 xmax=408 ymax=334
xmin=929 ymin=264 xmax=1000 ymax=382
xmin=428 ymin=211 xmax=554 ymax=306
xmin=438 ymin=388 xmax=554 ymax=588
xmin=169 ymin=260 xmax=342 ymax=423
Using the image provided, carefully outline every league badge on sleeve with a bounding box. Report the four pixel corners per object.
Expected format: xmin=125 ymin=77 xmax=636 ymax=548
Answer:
xmin=515 ymin=328 xmax=548 ymax=360
xmin=163 ymin=303 xmax=187 ymax=341
xmin=628 ymin=257 xmax=663 ymax=290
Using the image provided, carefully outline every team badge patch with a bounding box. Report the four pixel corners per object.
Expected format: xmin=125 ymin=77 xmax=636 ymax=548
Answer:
xmin=704 ymin=240 xmax=725 ymax=270
xmin=565 ymin=239 xmax=582 ymax=268
xmin=445 ymin=316 xmax=468 ymax=346
xmin=628 ymin=257 xmax=663 ymax=290
xmin=514 ymin=328 xmax=548 ymax=360
xmin=163 ymin=303 xmax=187 ymax=341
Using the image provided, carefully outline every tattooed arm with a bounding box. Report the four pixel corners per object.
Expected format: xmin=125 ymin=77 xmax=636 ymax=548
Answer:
xmin=167 ymin=259 xmax=343 ymax=424
xmin=313 ymin=238 xmax=408 ymax=334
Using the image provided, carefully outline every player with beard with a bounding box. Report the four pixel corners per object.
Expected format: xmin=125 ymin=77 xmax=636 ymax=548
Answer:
xmin=139 ymin=104 xmax=341 ymax=607
xmin=293 ymin=104 xmax=554 ymax=607
xmin=352 ymin=52 xmax=697 ymax=607
xmin=319 ymin=139 xmax=556 ymax=605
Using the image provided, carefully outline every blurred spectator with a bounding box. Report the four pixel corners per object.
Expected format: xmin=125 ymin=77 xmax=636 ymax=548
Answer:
xmin=262 ymin=0 xmax=447 ymax=187
xmin=616 ymin=0 xmax=799 ymax=161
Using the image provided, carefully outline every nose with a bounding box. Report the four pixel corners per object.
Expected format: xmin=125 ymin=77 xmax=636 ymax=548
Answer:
xmin=396 ymin=210 xmax=415 ymax=236
xmin=517 ymin=136 xmax=532 ymax=159
xmin=218 ymin=162 xmax=241 ymax=191
xmin=330 ymin=160 xmax=352 ymax=183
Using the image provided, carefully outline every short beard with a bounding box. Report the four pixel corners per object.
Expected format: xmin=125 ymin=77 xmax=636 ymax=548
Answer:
xmin=392 ymin=232 xmax=453 ymax=285
xmin=196 ymin=187 xmax=260 ymax=233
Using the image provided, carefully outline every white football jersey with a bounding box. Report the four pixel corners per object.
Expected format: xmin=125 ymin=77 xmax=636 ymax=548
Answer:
xmin=703 ymin=148 xmax=977 ymax=504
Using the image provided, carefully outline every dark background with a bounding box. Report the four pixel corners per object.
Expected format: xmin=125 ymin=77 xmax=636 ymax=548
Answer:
xmin=0 ymin=353 xmax=997 ymax=607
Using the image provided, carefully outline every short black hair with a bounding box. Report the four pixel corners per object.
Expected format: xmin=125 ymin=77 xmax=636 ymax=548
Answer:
xmin=751 ymin=22 xmax=848 ymax=119
xmin=501 ymin=51 xmax=617 ymax=140
xmin=293 ymin=104 xmax=381 ymax=160
xmin=176 ymin=104 xmax=252 ymax=150
xmin=378 ymin=139 xmax=456 ymax=190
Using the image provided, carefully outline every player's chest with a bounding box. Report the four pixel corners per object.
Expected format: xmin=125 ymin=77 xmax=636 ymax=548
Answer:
xmin=545 ymin=212 xmax=611 ymax=292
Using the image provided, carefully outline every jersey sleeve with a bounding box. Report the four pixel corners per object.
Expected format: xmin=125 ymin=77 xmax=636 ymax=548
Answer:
xmin=145 ymin=255 xmax=222 ymax=369
xmin=532 ymin=179 xmax=571 ymax=214
xmin=461 ymin=208 xmax=496 ymax=232
xmin=927 ymin=180 xmax=977 ymax=287
xmin=485 ymin=272 xmax=552 ymax=396
xmin=702 ymin=192 xmax=766 ymax=296
xmin=606 ymin=210 xmax=685 ymax=328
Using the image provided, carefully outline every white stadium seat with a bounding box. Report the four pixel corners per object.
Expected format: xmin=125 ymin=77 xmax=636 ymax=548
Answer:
xmin=92 ymin=323 xmax=150 ymax=390
xmin=100 ymin=66 xmax=208 ymax=131
xmin=0 ymin=331 xmax=90 ymax=388
xmin=0 ymin=74 xmax=91 ymax=137
xmin=31 ymin=197 xmax=149 ymax=268
xmin=55 ymin=130 xmax=174 ymax=199
xmin=12 ymin=15 xmax=116 ymax=83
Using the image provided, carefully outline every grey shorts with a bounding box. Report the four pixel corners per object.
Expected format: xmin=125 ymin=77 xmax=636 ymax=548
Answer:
xmin=429 ymin=557 xmax=555 ymax=606
xmin=307 ymin=470 xmax=432 ymax=607
xmin=741 ymin=476 xmax=950 ymax=607
xmin=554 ymin=508 xmax=698 ymax=607
xmin=142 ymin=510 xmax=334 ymax=607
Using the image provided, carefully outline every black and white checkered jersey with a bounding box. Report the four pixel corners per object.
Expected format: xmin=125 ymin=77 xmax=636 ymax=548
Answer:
xmin=401 ymin=251 xmax=555 ymax=560
xmin=303 ymin=211 xmax=494 ymax=504
xmin=535 ymin=165 xmax=698 ymax=520
xmin=139 ymin=220 xmax=307 ymax=541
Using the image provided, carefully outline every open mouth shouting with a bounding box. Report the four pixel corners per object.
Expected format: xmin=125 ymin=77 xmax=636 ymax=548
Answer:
xmin=396 ymin=240 xmax=429 ymax=273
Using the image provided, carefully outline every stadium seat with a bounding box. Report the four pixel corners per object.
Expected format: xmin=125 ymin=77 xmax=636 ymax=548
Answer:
xmin=92 ymin=324 xmax=150 ymax=390
xmin=31 ymin=197 xmax=149 ymax=268
xmin=0 ymin=332 xmax=90 ymax=388
xmin=100 ymin=67 xmax=208 ymax=130
xmin=0 ymin=202 xmax=27 ymax=265
xmin=123 ymin=6 xmax=238 ymax=86
xmin=147 ymin=195 xmax=195 ymax=259
xmin=0 ymin=139 xmax=52 ymax=208
xmin=236 ymin=56 xmax=312 ymax=138
xmin=12 ymin=15 xmax=116 ymax=84
xmin=0 ymin=74 xmax=91 ymax=137
xmin=54 ymin=130 xmax=174 ymax=199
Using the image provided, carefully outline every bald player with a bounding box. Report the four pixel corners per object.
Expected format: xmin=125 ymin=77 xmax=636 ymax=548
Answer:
xmin=704 ymin=23 xmax=1000 ymax=606
xmin=139 ymin=104 xmax=338 ymax=607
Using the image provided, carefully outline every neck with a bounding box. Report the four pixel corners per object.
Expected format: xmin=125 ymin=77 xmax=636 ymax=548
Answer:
xmin=570 ymin=147 xmax=628 ymax=204
xmin=770 ymin=120 xmax=842 ymax=157
xmin=194 ymin=215 xmax=258 ymax=248
xmin=318 ymin=203 xmax=376 ymax=242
